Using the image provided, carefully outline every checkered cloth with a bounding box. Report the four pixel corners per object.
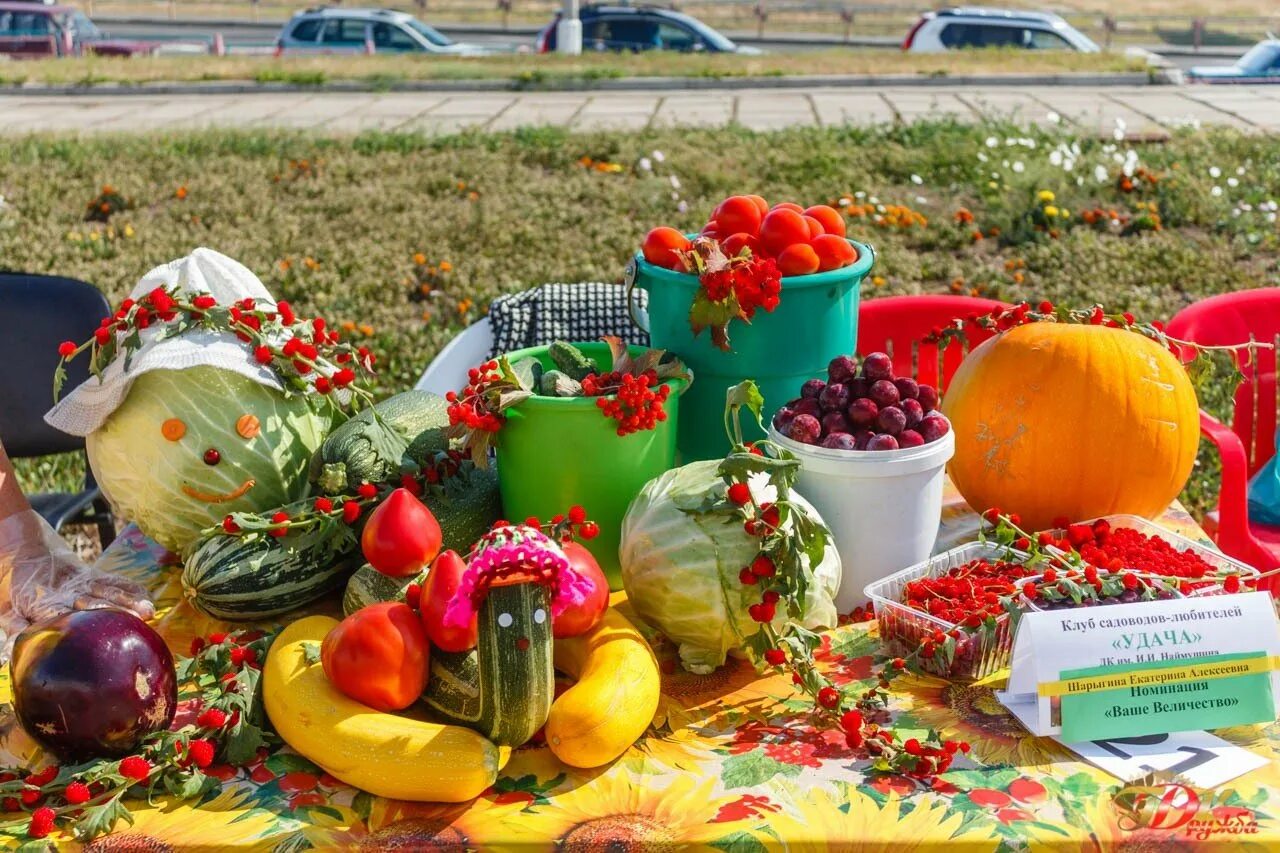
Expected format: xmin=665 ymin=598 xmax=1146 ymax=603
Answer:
xmin=488 ymin=282 xmax=649 ymax=358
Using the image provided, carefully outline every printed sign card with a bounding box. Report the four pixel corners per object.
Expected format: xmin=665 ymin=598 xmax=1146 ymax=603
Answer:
xmin=1058 ymin=731 xmax=1268 ymax=789
xmin=996 ymin=592 xmax=1280 ymax=740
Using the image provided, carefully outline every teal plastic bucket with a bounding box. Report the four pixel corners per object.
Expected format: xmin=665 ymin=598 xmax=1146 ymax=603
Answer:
xmin=494 ymin=342 xmax=688 ymax=590
xmin=631 ymin=239 xmax=873 ymax=461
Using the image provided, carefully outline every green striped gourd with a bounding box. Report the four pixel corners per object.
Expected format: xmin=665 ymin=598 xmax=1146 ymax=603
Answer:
xmin=181 ymin=533 xmax=358 ymax=621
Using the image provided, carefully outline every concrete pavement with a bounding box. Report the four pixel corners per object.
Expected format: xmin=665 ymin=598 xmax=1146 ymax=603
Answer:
xmin=2 ymin=85 xmax=1277 ymax=135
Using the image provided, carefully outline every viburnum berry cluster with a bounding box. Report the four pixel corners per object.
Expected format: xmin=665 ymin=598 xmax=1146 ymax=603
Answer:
xmin=447 ymin=339 xmax=688 ymax=463
xmin=924 ymin=301 xmax=1264 ymax=367
xmin=0 ymin=630 xmax=277 ymax=843
xmin=53 ymin=286 xmax=377 ymax=412
xmin=446 ymin=361 xmax=509 ymax=435
xmin=586 ymin=370 xmax=672 ymax=436
xmin=718 ymin=382 xmax=968 ymax=779
xmin=677 ymin=237 xmax=783 ymax=352
xmin=520 ymin=504 xmax=602 ymax=544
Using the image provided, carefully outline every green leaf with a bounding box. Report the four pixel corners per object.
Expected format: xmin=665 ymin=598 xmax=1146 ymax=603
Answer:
xmin=301 ymin=642 xmax=322 ymax=666
xmin=709 ymin=831 xmax=769 ymax=853
xmin=725 ymin=381 xmax=766 ymax=431
xmin=689 ymin=289 xmax=742 ymax=352
xmin=73 ymin=796 xmax=132 ymax=841
xmin=352 ymin=790 xmax=375 ymax=822
xmin=222 ymin=721 xmax=266 ymax=767
xmin=719 ymin=751 xmax=798 ymax=789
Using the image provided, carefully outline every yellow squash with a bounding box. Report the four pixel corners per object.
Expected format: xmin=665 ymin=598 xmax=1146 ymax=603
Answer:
xmin=263 ymin=616 xmax=502 ymax=802
xmin=546 ymin=607 xmax=660 ymax=768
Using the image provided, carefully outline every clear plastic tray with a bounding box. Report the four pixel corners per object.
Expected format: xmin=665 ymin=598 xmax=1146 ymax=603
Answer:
xmin=1044 ymin=514 xmax=1259 ymax=595
xmin=864 ymin=541 xmax=1030 ymax=682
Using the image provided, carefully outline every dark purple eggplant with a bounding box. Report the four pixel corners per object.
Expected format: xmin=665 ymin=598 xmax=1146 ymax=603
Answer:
xmin=10 ymin=609 xmax=176 ymax=761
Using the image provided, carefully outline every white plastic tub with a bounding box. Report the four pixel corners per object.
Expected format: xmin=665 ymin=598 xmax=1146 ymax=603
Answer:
xmin=770 ymin=426 xmax=955 ymax=614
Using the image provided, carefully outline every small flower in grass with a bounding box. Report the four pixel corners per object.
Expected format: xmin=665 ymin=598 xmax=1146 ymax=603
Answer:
xmin=175 ymin=185 xmax=188 ymax=200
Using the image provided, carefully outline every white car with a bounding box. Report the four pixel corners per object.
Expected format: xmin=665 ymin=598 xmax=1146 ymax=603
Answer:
xmin=903 ymin=7 xmax=1100 ymax=53
xmin=276 ymin=7 xmax=496 ymax=55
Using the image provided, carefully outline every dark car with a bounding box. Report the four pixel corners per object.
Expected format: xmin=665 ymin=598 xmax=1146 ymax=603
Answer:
xmin=0 ymin=2 xmax=163 ymax=58
xmin=536 ymin=5 xmax=759 ymax=54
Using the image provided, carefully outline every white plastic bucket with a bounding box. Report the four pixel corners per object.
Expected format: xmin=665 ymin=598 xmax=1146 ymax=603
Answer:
xmin=769 ymin=427 xmax=955 ymax=614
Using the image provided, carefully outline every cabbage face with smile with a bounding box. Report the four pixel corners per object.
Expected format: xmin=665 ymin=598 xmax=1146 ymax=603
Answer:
xmin=87 ymin=366 xmax=332 ymax=556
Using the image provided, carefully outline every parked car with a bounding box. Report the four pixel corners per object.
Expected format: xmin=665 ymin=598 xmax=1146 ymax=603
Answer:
xmin=276 ymin=7 xmax=494 ymax=55
xmin=537 ymin=4 xmax=760 ymax=54
xmin=1188 ymin=38 xmax=1280 ymax=83
xmin=903 ymin=7 xmax=1100 ymax=53
xmin=0 ymin=2 xmax=175 ymax=57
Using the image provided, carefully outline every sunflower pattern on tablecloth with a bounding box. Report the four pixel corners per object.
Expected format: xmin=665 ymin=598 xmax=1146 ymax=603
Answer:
xmin=0 ymin=495 xmax=1277 ymax=851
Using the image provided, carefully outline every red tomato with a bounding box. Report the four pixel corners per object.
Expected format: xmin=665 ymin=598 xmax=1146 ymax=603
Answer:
xmin=804 ymin=204 xmax=847 ymax=237
xmin=803 ymin=215 xmax=825 ymax=240
xmin=321 ymin=602 xmax=429 ymax=712
xmin=362 ymin=488 xmax=442 ymax=577
xmin=772 ymin=202 xmax=804 ymax=214
xmin=722 ymin=232 xmax=762 ymax=257
xmin=759 ymin=209 xmax=810 ymax=256
xmin=746 ymin=194 xmax=769 ymax=216
xmin=420 ymin=550 xmax=478 ymax=652
xmin=713 ymin=196 xmax=763 ymax=237
xmin=812 ymin=234 xmax=858 ymax=271
xmin=553 ymin=542 xmax=610 ymax=639
xmin=700 ymin=220 xmax=721 ymax=240
xmin=641 ymin=227 xmax=691 ymax=270
xmin=777 ymin=243 xmax=821 ymax=276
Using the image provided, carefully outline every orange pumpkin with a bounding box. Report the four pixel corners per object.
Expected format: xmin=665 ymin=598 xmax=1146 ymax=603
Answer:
xmin=942 ymin=323 xmax=1199 ymax=530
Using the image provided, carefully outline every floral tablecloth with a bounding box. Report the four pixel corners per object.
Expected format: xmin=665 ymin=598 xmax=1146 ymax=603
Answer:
xmin=2 ymin=489 xmax=1278 ymax=851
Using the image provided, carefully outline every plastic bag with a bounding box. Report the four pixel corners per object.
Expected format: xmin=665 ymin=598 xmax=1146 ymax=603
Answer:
xmin=0 ymin=510 xmax=154 ymax=662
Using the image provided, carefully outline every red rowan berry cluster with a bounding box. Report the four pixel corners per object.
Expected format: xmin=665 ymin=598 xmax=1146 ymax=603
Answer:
xmin=586 ymin=370 xmax=672 ymax=436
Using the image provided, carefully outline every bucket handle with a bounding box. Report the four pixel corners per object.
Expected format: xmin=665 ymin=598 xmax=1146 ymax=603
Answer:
xmin=623 ymin=257 xmax=650 ymax=335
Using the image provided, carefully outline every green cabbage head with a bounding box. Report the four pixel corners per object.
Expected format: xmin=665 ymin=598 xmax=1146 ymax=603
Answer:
xmin=620 ymin=460 xmax=841 ymax=674
xmin=87 ymin=366 xmax=332 ymax=556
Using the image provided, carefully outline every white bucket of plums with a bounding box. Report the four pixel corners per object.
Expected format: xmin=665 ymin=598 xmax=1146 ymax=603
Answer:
xmin=768 ymin=352 xmax=954 ymax=613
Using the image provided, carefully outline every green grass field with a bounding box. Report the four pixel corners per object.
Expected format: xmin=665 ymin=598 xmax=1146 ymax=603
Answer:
xmin=3 ymin=121 xmax=1277 ymax=518
xmin=0 ymin=49 xmax=1148 ymax=88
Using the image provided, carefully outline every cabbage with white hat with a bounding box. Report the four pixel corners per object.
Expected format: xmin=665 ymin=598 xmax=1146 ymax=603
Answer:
xmin=46 ymin=248 xmax=375 ymax=557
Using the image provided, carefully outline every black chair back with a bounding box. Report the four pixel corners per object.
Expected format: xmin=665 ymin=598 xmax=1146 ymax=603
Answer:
xmin=0 ymin=273 xmax=111 ymax=457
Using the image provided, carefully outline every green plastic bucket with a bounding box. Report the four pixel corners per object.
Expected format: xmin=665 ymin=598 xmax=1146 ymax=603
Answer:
xmin=494 ymin=342 xmax=688 ymax=590
xmin=630 ymin=239 xmax=874 ymax=461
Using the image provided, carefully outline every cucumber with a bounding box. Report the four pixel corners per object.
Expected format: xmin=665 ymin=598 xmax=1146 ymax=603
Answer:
xmin=422 ymin=583 xmax=553 ymax=747
xmin=342 ymin=564 xmax=424 ymax=616
xmin=312 ymin=390 xmax=450 ymax=495
xmin=182 ymin=533 xmax=359 ymax=621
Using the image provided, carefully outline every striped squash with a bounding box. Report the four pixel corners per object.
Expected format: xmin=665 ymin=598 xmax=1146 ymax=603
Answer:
xmin=181 ymin=533 xmax=359 ymax=621
xmin=342 ymin=564 xmax=424 ymax=617
xmin=423 ymin=582 xmax=553 ymax=747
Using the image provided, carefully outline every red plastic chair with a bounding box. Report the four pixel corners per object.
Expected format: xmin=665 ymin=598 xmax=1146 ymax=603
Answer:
xmin=1167 ymin=289 xmax=1280 ymax=575
xmin=857 ymin=295 xmax=1010 ymax=390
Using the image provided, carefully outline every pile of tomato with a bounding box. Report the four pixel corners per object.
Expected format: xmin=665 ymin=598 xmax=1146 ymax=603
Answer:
xmin=643 ymin=195 xmax=860 ymax=277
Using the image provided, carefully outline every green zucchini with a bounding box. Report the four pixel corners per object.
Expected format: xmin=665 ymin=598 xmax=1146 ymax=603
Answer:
xmin=312 ymin=390 xmax=450 ymax=495
xmin=429 ymin=466 xmax=501 ymax=555
xmin=342 ymin=564 xmax=424 ymax=617
xmin=181 ymin=533 xmax=359 ymax=621
xmin=422 ymin=583 xmax=553 ymax=746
